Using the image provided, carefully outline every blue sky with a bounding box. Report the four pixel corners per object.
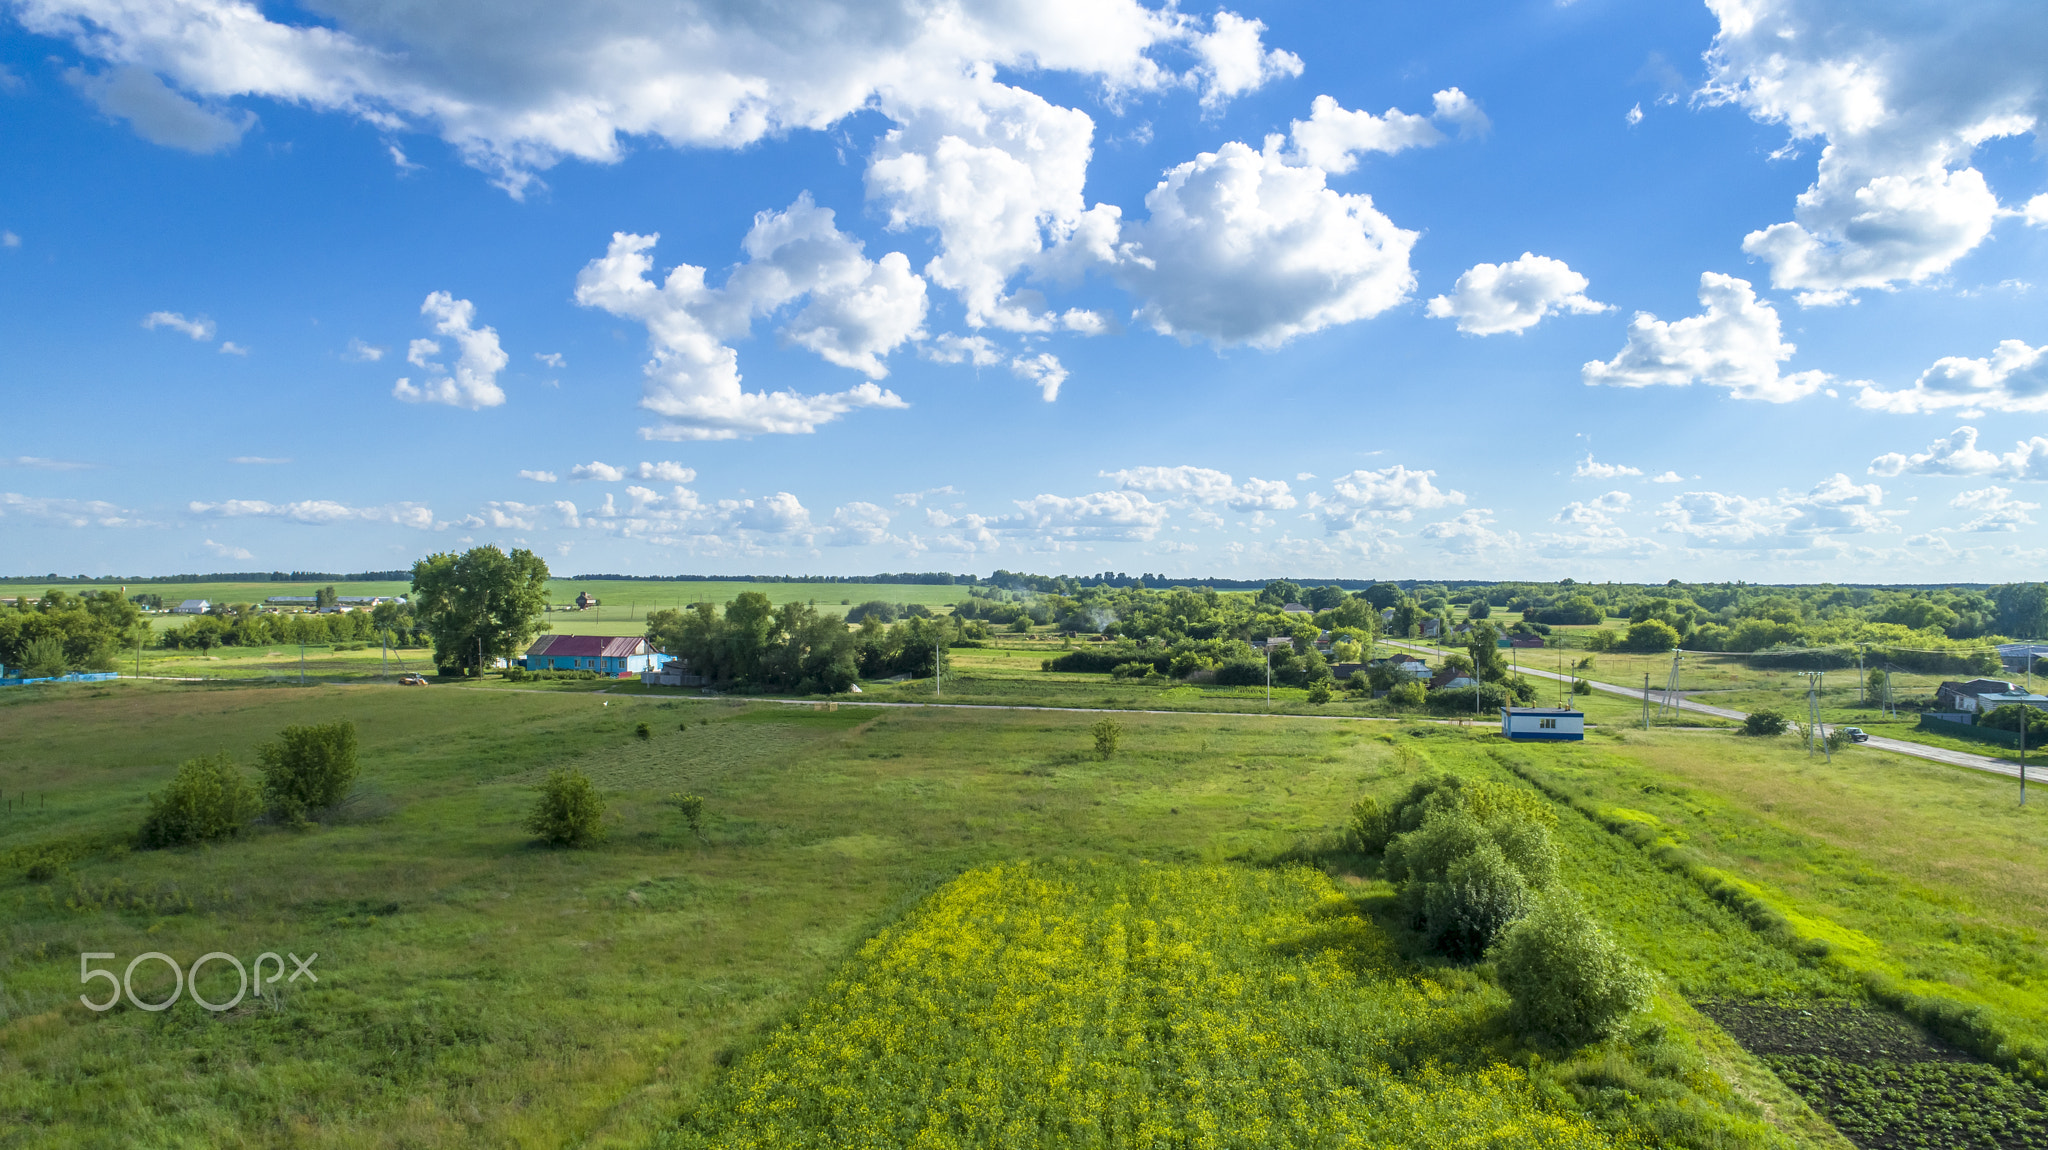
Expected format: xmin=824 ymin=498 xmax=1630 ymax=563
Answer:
xmin=2 ymin=0 xmax=2045 ymax=581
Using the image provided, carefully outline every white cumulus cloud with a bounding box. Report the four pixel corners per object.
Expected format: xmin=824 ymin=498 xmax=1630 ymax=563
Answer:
xmin=1656 ymin=474 xmax=1898 ymax=548
xmin=202 ymin=538 xmax=253 ymax=559
xmin=1856 ymin=339 xmax=2048 ymax=414
xmin=1009 ymin=352 xmax=1068 ymax=402
xmin=518 ymin=469 xmax=558 ymax=483
xmin=1101 ymin=465 xmax=1294 ymax=510
xmin=1285 ymin=88 xmax=1486 ymax=174
xmin=67 ymin=65 xmax=253 ymax=153
xmin=1 ymin=492 xmax=151 ymax=528
xmin=143 ymin=310 xmax=215 ymax=341
xmin=1317 ymin=465 xmax=1464 ymax=529
xmin=188 ymin=498 xmax=435 ymax=529
xmin=1582 ymin=272 xmax=1831 ymax=402
xmin=1950 ymin=486 xmax=2039 ymax=532
xmin=570 ymin=461 xmax=626 ymax=482
xmin=1118 ymin=139 xmax=1417 ymax=348
xmin=1869 ymin=426 xmax=2048 ymax=481
xmin=921 ymin=334 xmax=1004 ymax=367
xmin=391 ymin=292 xmax=508 ymax=409
xmin=1010 ymin=489 xmax=1170 ymax=541
xmin=1703 ymin=0 xmax=2047 ymax=305
xmin=573 ymin=198 xmax=920 ymax=439
xmin=19 ymin=1 xmax=1291 ymax=195
xmin=1427 ymin=253 xmax=1609 ymax=335
xmin=1573 ymin=454 xmax=1642 ymax=480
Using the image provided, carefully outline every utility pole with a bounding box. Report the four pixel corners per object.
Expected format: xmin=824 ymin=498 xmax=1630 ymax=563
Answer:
xmin=935 ymin=631 xmax=942 ymax=697
xmin=1642 ymin=673 xmax=1650 ymax=729
xmin=1658 ymin=650 xmax=1683 ymax=718
xmin=1804 ymin=671 xmax=1829 ymax=761
xmin=1858 ymin=650 xmax=1865 ymax=704
xmin=1265 ymin=642 xmax=1273 ymax=708
xmin=2021 ymin=713 xmax=2028 ymax=806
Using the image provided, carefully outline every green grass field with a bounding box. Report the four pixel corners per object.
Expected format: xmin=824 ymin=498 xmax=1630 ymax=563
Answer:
xmin=3 ymin=675 xmax=2046 ymax=1146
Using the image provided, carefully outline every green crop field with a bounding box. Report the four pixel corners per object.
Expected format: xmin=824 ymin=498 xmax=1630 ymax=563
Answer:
xmin=4 ymin=677 xmax=2045 ymax=1148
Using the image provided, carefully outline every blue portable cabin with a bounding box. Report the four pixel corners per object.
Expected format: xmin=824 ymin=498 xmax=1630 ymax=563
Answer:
xmin=1500 ymin=706 xmax=1584 ymax=741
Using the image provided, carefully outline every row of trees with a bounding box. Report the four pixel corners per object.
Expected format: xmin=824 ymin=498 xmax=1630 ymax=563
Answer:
xmin=161 ymin=600 xmax=430 ymax=651
xmin=646 ymin=592 xmax=958 ymax=692
xmin=0 ymin=589 xmax=145 ymax=677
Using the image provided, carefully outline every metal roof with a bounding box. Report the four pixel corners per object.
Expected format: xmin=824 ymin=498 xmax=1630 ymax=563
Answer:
xmin=525 ymin=634 xmax=648 ymax=658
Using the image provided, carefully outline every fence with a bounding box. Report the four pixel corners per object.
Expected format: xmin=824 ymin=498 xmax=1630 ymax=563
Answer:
xmin=1918 ymin=713 xmax=2028 ymax=749
xmin=0 ymin=672 xmax=120 ymax=688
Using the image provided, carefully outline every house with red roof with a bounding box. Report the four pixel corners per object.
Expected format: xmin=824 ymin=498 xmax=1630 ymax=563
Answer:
xmin=521 ymin=634 xmax=663 ymax=677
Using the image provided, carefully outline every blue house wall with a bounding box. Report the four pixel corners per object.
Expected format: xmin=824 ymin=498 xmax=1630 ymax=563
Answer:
xmin=528 ymin=652 xmax=661 ymax=673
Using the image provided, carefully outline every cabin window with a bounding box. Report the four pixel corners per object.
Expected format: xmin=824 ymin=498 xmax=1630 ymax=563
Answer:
xmin=1539 ymin=718 xmax=1556 ymax=729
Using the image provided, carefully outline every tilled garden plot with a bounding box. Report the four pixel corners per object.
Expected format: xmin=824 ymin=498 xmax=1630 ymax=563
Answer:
xmin=1699 ymin=1002 xmax=2048 ymax=1150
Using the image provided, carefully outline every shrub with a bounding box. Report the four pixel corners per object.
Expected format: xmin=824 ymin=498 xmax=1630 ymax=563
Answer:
xmin=1387 ymin=680 xmax=1426 ymax=709
xmin=527 ymin=768 xmax=607 ymax=847
xmin=1583 ymin=629 xmax=1618 ymax=653
xmin=1493 ymin=891 xmax=1653 ymax=1046
xmin=1213 ymin=659 xmax=1268 ymax=687
xmin=1424 ymin=683 xmax=1515 ymax=714
xmin=256 ymin=721 xmax=359 ymax=824
xmin=635 ymin=721 xmax=652 ymax=739
xmin=1110 ymin=661 xmax=1156 ymax=680
xmin=844 ymin=600 xmax=899 ymax=625
xmin=20 ymin=636 xmax=69 ymax=679
xmin=1743 ymin=710 xmax=1788 ymax=737
xmin=1306 ymin=681 xmax=1332 ymax=705
xmin=1572 ymin=678 xmax=1593 ymax=695
xmin=139 ymin=753 xmax=262 ymax=848
xmin=1168 ymin=651 xmax=1216 ymax=678
xmin=1419 ymin=842 xmax=1533 ymax=958
xmin=1619 ymin=619 xmax=1681 ymax=654
xmin=1091 ymin=717 xmax=1122 ymax=759
xmin=669 ymin=792 xmax=704 ymax=834
xmin=1344 ymin=795 xmax=1391 ymax=853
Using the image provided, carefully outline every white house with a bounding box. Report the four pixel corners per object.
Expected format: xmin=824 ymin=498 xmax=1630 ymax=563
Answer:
xmin=174 ymin=599 xmax=210 ymax=615
xmin=1501 ymin=707 xmax=1584 ymax=741
xmin=1936 ymin=678 xmax=2047 ymax=713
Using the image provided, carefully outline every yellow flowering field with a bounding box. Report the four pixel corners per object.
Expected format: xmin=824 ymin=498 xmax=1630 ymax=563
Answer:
xmin=664 ymin=860 xmax=1618 ymax=1149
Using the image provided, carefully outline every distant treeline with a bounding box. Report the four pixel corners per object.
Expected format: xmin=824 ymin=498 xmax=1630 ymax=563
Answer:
xmin=566 ymin=572 xmax=981 ymax=585
xmin=3 ymin=570 xmax=411 ymax=585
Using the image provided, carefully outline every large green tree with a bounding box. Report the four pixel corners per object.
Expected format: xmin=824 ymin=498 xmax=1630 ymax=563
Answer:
xmin=409 ymin=546 xmax=551 ymax=673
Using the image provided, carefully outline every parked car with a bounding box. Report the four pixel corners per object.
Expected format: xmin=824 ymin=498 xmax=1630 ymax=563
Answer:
xmin=399 ymin=673 xmax=428 ymax=686
xmin=1839 ymin=726 xmax=1869 ymax=743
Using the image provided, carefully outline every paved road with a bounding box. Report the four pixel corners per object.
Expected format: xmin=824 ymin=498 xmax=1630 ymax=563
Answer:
xmin=1383 ymin=639 xmax=2031 ymax=781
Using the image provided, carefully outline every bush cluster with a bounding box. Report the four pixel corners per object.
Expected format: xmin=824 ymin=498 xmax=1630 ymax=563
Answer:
xmin=1742 ymin=710 xmax=1789 ymax=737
xmin=257 ymin=721 xmax=360 ymax=825
xmin=1379 ymin=776 xmax=1558 ymax=958
xmin=139 ymin=753 xmax=262 ymax=848
xmin=1351 ymin=773 xmax=1650 ymax=1045
xmin=1493 ymin=892 xmax=1654 ymax=1046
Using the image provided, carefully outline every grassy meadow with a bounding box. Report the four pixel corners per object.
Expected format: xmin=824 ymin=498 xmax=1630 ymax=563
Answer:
xmin=3 ymin=675 xmax=2046 ymax=1146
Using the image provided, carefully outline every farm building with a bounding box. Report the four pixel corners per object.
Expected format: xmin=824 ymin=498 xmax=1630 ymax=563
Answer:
xmin=1500 ymin=707 xmax=1584 ymax=741
xmin=1372 ymin=654 xmax=1431 ymax=680
xmin=173 ymin=599 xmax=210 ymax=615
xmin=1935 ymin=678 xmax=2048 ymax=713
xmin=521 ymin=635 xmax=663 ymax=676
